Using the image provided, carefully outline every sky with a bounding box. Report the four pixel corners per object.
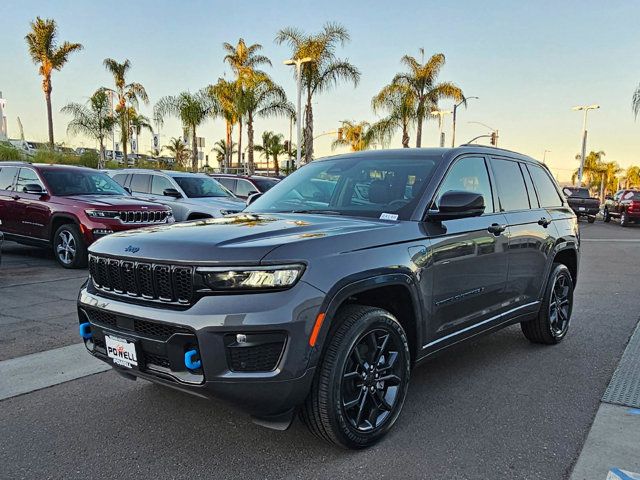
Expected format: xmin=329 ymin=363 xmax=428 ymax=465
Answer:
xmin=1 ymin=0 xmax=639 ymax=181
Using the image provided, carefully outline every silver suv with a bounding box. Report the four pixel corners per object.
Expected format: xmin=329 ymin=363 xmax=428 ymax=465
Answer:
xmin=108 ymin=170 xmax=245 ymax=221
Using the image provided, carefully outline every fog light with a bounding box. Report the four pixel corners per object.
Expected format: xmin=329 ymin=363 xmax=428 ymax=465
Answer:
xmin=236 ymin=334 xmax=247 ymax=344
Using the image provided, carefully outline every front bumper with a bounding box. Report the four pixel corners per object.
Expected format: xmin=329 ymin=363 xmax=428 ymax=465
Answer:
xmin=77 ymin=280 xmax=325 ymax=416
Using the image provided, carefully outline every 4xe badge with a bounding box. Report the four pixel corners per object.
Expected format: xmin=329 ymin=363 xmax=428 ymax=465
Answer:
xmin=124 ymin=245 xmax=140 ymax=253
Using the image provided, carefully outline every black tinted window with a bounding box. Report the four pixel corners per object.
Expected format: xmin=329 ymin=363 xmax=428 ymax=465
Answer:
xmin=491 ymin=159 xmax=530 ymax=211
xmin=521 ymin=163 xmax=539 ymax=208
xmin=0 ymin=166 xmax=18 ymax=190
xmin=236 ymin=179 xmax=257 ymax=197
xmin=527 ymin=164 xmax=563 ymax=207
xmin=130 ymin=174 xmax=151 ymax=193
xmin=215 ymin=177 xmax=236 ymax=191
xmin=436 ymin=156 xmax=494 ymax=213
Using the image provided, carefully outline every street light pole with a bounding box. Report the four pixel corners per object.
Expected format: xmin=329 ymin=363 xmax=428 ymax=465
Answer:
xmin=572 ymin=104 xmax=600 ymax=185
xmin=284 ymin=57 xmax=313 ymax=169
xmin=451 ymin=96 xmax=478 ymax=147
xmin=431 ymin=110 xmax=452 ymax=147
xmin=542 ymin=149 xmax=551 ymax=164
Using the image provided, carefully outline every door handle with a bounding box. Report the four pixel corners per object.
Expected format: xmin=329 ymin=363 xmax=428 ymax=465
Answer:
xmin=11 ymin=195 xmax=19 ymax=201
xmin=538 ymin=217 xmax=551 ymax=228
xmin=487 ymin=223 xmax=507 ymax=236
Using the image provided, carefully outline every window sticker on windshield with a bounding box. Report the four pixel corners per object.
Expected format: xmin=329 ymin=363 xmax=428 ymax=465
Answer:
xmin=623 ymin=191 xmax=634 ymax=199
xmin=380 ymin=213 xmax=399 ymax=221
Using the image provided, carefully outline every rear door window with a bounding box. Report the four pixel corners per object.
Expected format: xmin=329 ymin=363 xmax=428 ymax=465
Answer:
xmin=0 ymin=166 xmax=18 ymax=191
xmin=490 ymin=159 xmax=530 ymax=211
xmin=521 ymin=163 xmax=539 ymax=208
xmin=527 ymin=164 xmax=563 ymax=207
xmin=130 ymin=174 xmax=151 ymax=194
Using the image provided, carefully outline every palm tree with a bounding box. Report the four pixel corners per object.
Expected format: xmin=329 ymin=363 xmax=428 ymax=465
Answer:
xmin=572 ymin=150 xmax=606 ymax=187
xmin=372 ymin=82 xmax=416 ymax=148
xmin=25 ymin=17 xmax=83 ymax=147
xmin=331 ymin=120 xmax=378 ymax=152
xmin=275 ymin=22 xmax=360 ymax=163
xmin=164 ymin=137 xmax=190 ymax=169
xmin=624 ymin=165 xmax=640 ymax=188
xmin=154 ymin=90 xmax=217 ymax=171
xmin=392 ymin=49 xmax=463 ymax=147
xmin=223 ymin=38 xmax=273 ymax=168
xmin=209 ymin=79 xmax=240 ymax=170
xmin=61 ymin=89 xmax=116 ymax=168
xmin=242 ymin=75 xmax=294 ymax=174
xmin=103 ymin=58 xmax=149 ymax=164
xmin=254 ymin=131 xmax=287 ymax=175
xmin=599 ymin=161 xmax=622 ymax=201
xmin=212 ymin=139 xmax=237 ymax=169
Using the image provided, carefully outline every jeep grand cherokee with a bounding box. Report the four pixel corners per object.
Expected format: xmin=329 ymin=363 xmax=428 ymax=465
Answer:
xmin=78 ymin=147 xmax=579 ymax=449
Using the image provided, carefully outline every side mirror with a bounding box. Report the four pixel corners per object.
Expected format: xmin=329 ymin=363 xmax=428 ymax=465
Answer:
xmin=428 ymin=191 xmax=485 ymax=221
xmin=23 ymin=184 xmax=46 ymax=195
xmin=246 ymin=192 xmax=263 ymax=206
xmin=163 ymin=188 xmax=182 ymax=198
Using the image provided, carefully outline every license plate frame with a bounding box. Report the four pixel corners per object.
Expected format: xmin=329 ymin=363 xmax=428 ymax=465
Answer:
xmin=105 ymin=334 xmax=140 ymax=370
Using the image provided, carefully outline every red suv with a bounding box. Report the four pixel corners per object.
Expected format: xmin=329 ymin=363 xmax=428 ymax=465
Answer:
xmin=0 ymin=162 xmax=173 ymax=268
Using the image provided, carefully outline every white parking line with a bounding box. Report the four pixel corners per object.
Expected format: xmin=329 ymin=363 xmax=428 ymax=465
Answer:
xmin=582 ymin=239 xmax=640 ymax=242
xmin=0 ymin=343 xmax=111 ymax=401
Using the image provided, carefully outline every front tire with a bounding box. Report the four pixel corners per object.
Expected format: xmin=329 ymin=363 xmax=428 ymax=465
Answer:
xmin=587 ymin=215 xmax=596 ymax=224
xmin=53 ymin=224 xmax=87 ymax=268
xmin=521 ymin=263 xmax=574 ymax=344
xmin=300 ymin=305 xmax=411 ymax=449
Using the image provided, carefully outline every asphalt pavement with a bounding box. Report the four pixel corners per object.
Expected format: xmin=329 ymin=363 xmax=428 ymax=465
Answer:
xmin=1 ymin=221 xmax=639 ymax=479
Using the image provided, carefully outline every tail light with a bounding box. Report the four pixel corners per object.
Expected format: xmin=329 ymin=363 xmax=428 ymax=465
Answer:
xmin=629 ymin=201 xmax=639 ymax=212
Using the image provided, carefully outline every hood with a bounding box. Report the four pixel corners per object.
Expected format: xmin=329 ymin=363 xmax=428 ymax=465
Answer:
xmin=58 ymin=195 xmax=170 ymax=210
xmin=88 ymin=213 xmax=398 ymax=263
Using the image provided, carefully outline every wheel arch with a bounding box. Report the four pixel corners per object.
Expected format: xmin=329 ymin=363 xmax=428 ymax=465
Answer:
xmin=48 ymin=213 xmax=81 ymax=242
xmin=309 ymin=272 xmax=423 ymax=368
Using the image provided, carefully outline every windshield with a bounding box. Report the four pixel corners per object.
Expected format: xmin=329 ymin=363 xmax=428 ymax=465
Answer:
xmin=41 ymin=170 xmax=128 ymax=196
xmin=174 ymin=176 xmax=232 ymax=198
xmin=246 ymin=155 xmax=440 ymax=220
xmin=623 ymin=190 xmax=640 ymax=200
xmin=252 ymin=178 xmax=279 ymax=192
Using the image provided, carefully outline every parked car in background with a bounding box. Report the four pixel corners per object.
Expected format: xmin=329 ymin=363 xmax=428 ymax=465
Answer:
xmin=109 ymin=169 xmax=244 ymax=221
xmin=210 ymin=173 xmax=280 ymax=199
xmin=0 ymin=231 xmax=3 ymax=265
xmin=78 ymin=147 xmax=579 ymax=448
xmin=561 ymin=187 xmax=599 ymax=223
xmin=0 ymin=162 xmax=173 ymax=268
xmin=603 ymin=189 xmax=640 ymax=226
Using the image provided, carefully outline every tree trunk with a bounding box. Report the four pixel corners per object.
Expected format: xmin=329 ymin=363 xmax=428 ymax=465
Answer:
xmin=192 ymin=126 xmax=199 ymax=172
xmin=120 ymin=112 xmax=128 ymax=166
xmin=225 ymin=121 xmax=232 ymax=171
xmin=304 ymin=88 xmax=313 ymax=164
xmin=43 ymin=75 xmax=54 ymax=147
xmin=415 ymin=105 xmax=423 ymax=148
xmin=98 ymin=138 xmax=106 ymax=169
xmin=274 ymin=153 xmax=279 ymax=176
xmin=247 ymin=112 xmax=255 ymax=175
xmin=237 ymin=117 xmax=243 ymax=171
xmin=402 ymin=119 xmax=410 ymax=148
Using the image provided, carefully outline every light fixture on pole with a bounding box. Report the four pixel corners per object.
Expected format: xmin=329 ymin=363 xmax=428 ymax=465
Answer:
xmin=572 ymin=104 xmax=600 ymax=186
xmin=284 ymin=57 xmax=313 ymax=168
xmin=451 ymin=96 xmax=478 ymax=147
xmin=467 ymin=121 xmax=499 ymax=146
xmin=431 ymin=109 xmax=452 ymax=147
xmin=542 ymin=149 xmax=551 ymax=164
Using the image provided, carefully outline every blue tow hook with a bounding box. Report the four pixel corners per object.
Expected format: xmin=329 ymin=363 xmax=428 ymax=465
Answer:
xmin=184 ymin=349 xmax=202 ymax=370
xmin=79 ymin=322 xmax=92 ymax=339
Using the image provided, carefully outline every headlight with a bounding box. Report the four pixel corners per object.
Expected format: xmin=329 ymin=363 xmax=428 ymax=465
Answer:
xmin=85 ymin=209 xmax=119 ymax=219
xmin=197 ymin=265 xmax=304 ymax=291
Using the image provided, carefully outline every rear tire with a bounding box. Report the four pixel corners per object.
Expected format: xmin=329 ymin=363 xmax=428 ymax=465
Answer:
xmin=300 ymin=305 xmax=411 ymax=449
xmin=620 ymin=211 xmax=629 ymax=227
xmin=587 ymin=215 xmax=595 ymax=224
xmin=603 ymin=209 xmax=611 ymax=223
xmin=53 ymin=224 xmax=87 ymax=269
xmin=521 ymin=263 xmax=574 ymax=344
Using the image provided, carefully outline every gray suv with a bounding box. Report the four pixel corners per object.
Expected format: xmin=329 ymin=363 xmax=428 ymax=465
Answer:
xmin=109 ymin=169 xmax=244 ymax=221
xmin=78 ymin=147 xmax=579 ymax=449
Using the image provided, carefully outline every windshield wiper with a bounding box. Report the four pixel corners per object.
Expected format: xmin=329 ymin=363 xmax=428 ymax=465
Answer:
xmin=286 ymin=209 xmax=343 ymax=215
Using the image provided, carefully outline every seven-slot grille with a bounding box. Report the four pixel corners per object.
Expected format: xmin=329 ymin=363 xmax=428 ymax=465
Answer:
xmin=89 ymin=254 xmax=194 ymax=304
xmin=118 ymin=210 xmax=169 ymax=223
